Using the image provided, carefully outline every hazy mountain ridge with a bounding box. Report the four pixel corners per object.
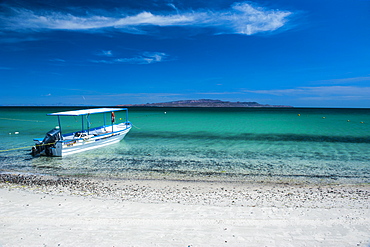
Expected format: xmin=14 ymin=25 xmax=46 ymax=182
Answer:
xmin=119 ymin=99 xmax=292 ymax=107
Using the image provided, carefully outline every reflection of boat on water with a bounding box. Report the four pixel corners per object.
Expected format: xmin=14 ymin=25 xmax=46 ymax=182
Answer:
xmin=32 ymin=108 xmax=132 ymax=157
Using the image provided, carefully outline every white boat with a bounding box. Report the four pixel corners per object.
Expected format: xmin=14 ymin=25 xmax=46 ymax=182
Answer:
xmin=32 ymin=108 xmax=132 ymax=157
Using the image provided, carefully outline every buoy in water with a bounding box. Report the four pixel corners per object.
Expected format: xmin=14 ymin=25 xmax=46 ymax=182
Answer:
xmin=164 ymin=112 xmax=167 ymax=114
xmin=297 ymin=114 xmax=301 ymax=116
xmin=347 ymin=120 xmax=350 ymax=122
xmin=360 ymin=121 xmax=364 ymax=124
xmin=14 ymin=132 xmax=19 ymax=134
xmin=322 ymin=117 xmax=326 ymax=119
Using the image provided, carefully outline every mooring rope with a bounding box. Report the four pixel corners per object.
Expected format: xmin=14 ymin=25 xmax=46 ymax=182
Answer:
xmin=0 ymin=145 xmax=34 ymax=152
xmin=0 ymin=142 xmax=56 ymax=153
xmin=0 ymin=118 xmax=45 ymax=122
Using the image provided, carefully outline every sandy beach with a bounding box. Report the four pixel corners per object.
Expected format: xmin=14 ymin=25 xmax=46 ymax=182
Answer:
xmin=0 ymin=174 xmax=369 ymax=247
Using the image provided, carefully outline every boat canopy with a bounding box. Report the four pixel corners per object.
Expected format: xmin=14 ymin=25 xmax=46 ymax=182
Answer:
xmin=47 ymin=108 xmax=127 ymax=116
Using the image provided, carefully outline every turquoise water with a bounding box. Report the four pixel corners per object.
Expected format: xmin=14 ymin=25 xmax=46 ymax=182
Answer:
xmin=1 ymin=107 xmax=369 ymax=184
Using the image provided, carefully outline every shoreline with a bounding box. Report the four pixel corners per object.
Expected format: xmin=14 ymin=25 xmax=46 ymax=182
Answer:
xmin=2 ymin=168 xmax=368 ymax=186
xmin=1 ymin=173 xmax=370 ymax=246
xmin=1 ymin=173 xmax=370 ymax=208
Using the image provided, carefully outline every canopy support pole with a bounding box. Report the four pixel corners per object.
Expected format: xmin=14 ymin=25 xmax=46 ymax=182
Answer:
xmin=81 ymin=116 xmax=84 ymax=133
xmin=57 ymin=116 xmax=63 ymax=140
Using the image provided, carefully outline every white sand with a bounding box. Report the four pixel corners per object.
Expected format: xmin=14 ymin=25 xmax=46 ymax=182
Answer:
xmin=1 ymin=178 xmax=370 ymax=247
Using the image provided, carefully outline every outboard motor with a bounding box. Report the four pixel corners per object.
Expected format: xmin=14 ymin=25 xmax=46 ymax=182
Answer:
xmin=32 ymin=127 xmax=61 ymax=156
xmin=43 ymin=128 xmax=61 ymax=145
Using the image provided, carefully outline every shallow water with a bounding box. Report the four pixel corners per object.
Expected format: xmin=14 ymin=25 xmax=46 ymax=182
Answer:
xmin=1 ymin=107 xmax=369 ymax=184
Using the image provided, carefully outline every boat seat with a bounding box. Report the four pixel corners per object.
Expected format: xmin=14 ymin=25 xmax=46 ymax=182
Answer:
xmin=73 ymin=132 xmax=90 ymax=139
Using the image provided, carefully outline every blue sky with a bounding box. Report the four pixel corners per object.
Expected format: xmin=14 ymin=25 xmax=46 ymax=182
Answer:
xmin=0 ymin=0 xmax=369 ymax=107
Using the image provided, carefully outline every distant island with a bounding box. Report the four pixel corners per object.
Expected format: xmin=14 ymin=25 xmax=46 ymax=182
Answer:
xmin=119 ymin=99 xmax=292 ymax=108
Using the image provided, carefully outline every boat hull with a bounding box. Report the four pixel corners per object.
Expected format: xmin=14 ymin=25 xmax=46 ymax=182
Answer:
xmin=61 ymin=127 xmax=131 ymax=156
xmin=35 ymin=125 xmax=131 ymax=157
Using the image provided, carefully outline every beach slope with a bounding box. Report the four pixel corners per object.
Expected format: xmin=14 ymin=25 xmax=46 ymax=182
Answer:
xmin=1 ymin=175 xmax=369 ymax=246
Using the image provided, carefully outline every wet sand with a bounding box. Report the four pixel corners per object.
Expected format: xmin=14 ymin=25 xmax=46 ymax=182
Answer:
xmin=1 ymin=174 xmax=369 ymax=246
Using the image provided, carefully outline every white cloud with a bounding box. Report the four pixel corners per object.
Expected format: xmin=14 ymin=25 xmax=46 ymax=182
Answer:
xmin=142 ymin=52 xmax=167 ymax=63
xmin=91 ymin=51 xmax=168 ymax=64
xmin=1 ymin=2 xmax=292 ymax=36
xmin=97 ymin=50 xmax=113 ymax=57
xmin=221 ymin=2 xmax=292 ymax=35
xmin=315 ymin=76 xmax=370 ymax=85
xmin=196 ymin=91 xmax=242 ymax=95
xmin=244 ymin=88 xmax=305 ymax=96
xmin=244 ymin=86 xmax=370 ymax=99
xmin=83 ymin=92 xmax=185 ymax=105
xmin=41 ymin=93 xmax=52 ymax=97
